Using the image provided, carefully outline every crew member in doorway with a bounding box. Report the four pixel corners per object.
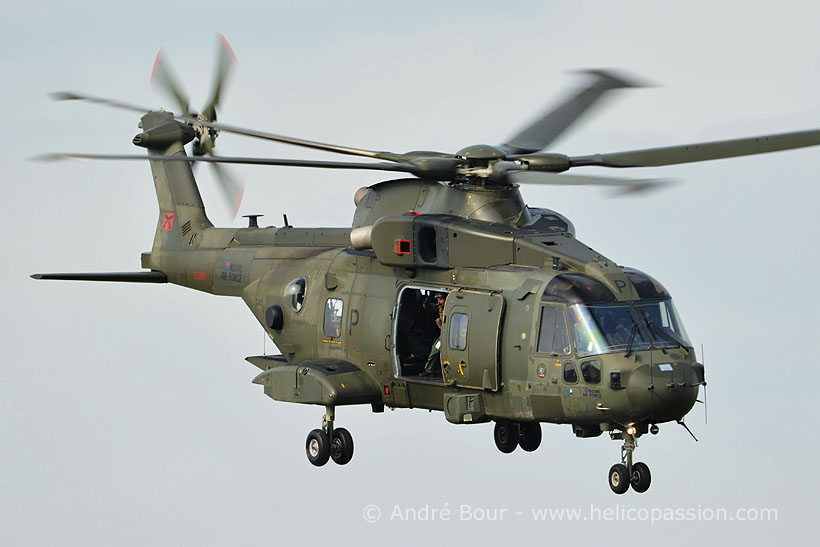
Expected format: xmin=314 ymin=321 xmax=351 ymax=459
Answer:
xmin=422 ymin=293 xmax=447 ymax=377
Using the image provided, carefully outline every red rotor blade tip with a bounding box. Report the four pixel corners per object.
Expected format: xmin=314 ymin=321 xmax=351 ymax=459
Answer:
xmin=151 ymin=48 xmax=165 ymax=84
xmin=233 ymin=183 xmax=246 ymax=218
xmin=218 ymin=34 xmax=237 ymax=62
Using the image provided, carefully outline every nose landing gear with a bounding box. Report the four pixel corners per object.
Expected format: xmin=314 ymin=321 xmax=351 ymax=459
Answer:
xmin=305 ymin=406 xmax=355 ymax=467
xmin=607 ymin=426 xmax=652 ymax=494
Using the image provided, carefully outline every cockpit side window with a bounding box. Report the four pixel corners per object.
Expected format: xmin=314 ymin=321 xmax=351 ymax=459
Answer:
xmin=284 ymin=277 xmax=307 ymax=312
xmin=323 ymin=298 xmax=344 ymax=338
xmin=536 ymin=306 xmax=571 ymax=355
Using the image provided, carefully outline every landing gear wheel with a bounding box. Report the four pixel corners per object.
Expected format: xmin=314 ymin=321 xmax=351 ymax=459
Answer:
xmin=630 ymin=462 xmax=651 ymax=493
xmin=494 ymin=421 xmax=519 ymax=453
xmin=306 ymin=429 xmax=330 ymax=467
xmin=330 ymin=427 xmax=354 ymax=465
xmin=608 ymin=463 xmax=629 ymax=494
xmin=518 ymin=422 xmax=542 ymax=452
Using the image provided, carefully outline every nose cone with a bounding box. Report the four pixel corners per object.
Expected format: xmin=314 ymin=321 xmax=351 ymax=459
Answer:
xmin=627 ymin=362 xmax=699 ymax=422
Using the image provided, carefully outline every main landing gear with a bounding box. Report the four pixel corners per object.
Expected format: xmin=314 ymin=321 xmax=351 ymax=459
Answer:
xmin=306 ymin=406 xmax=354 ymax=467
xmin=607 ymin=426 xmax=652 ymax=494
xmin=493 ymin=420 xmax=542 ymax=453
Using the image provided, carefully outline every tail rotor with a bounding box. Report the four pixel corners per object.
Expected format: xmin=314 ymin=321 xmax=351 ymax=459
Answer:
xmin=151 ymin=35 xmax=244 ymax=219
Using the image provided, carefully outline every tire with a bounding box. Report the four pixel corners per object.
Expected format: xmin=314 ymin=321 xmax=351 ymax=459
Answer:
xmin=493 ymin=421 xmax=519 ymax=454
xmin=608 ymin=463 xmax=629 ymax=494
xmin=330 ymin=427 xmax=354 ymax=465
xmin=630 ymin=462 xmax=651 ymax=493
xmin=306 ymin=429 xmax=330 ymax=467
xmin=518 ymin=422 xmax=542 ymax=452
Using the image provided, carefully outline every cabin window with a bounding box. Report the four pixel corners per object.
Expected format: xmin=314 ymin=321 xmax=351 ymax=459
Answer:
xmin=449 ymin=312 xmax=469 ymax=351
xmin=536 ymin=306 xmax=571 ymax=355
xmin=581 ymin=359 xmax=602 ymax=384
xmin=324 ymin=298 xmax=344 ymax=338
xmin=284 ymin=278 xmax=307 ymax=312
xmin=563 ymin=362 xmax=578 ymax=384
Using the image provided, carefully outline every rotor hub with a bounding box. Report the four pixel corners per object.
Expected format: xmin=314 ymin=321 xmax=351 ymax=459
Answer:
xmin=456 ymin=144 xmax=508 ymax=161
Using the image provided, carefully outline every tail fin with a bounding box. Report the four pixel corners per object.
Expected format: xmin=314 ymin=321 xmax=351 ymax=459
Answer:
xmin=136 ymin=111 xmax=213 ymax=256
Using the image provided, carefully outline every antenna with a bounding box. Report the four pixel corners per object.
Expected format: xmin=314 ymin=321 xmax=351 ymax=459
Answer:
xmin=649 ymin=335 xmax=655 ymax=426
xmin=676 ymin=419 xmax=698 ymax=442
xmin=701 ymin=343 xmax=708 ymax=425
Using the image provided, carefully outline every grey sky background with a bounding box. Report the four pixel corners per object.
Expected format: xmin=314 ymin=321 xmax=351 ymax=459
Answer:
xmin=2 ymin=1 xmax=819 ymax=545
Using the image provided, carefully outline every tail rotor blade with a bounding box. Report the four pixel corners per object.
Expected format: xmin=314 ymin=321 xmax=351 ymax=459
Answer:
xmin=151 ymin=48 xmax=191 ymax=117
xmin=211 ymin=162 xmax=245 ymax=220
xmin=202 ymin=34 xmax=236 ymax=122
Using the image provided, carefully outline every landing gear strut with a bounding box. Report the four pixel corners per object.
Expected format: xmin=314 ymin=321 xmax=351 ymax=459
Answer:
xmin=607 ymin=426 xmax=651 ymax=494
xmin=306 ymin=406 xmax=354 ymax=467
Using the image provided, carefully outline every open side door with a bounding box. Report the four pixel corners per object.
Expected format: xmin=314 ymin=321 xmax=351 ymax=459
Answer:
xmin=441 ymin=290 xmax=505 ymax=391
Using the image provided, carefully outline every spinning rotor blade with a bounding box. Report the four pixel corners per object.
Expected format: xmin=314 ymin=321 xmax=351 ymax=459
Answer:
xmin=503 ymin=69 xmax=642 ymax=155
xmin=39 ymin=152 xmax=671 ymax=194
xmin=151 ymin=48 xmax=191 ymax=116
xmin=202 ymin=34 xmax=236 ymax=121
xmin=210 ymin=162 xmax=245 ymax=219
xmin=166 ymin=116 xmax=409 ymax=161
xmin=195 ymin=119 xmax=246 ymax=217
xmin=51 ymin=90 xmax=426 ymax=162
xmin=36 ymin=152 xmax=419 ymax=174
xmin=513 ymin=171 xmax=670 ymax=196
xmin=569 ymin=128 xmax=820 ymax=168
xmin=50 ymin=91 xmax=153 ymax=115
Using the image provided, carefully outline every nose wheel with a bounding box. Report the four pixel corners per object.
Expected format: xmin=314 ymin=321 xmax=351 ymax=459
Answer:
xmin=607 ymin=427 xmax=652 ymax=494
xmin=305 ymin=406 xmax=354 ymax=467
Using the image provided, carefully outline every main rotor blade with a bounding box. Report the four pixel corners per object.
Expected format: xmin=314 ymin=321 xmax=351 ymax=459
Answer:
xmin=502 ymin=69 xmax=643 ymax=155
xmin=513 ymin=171 xmax=670 ymax=196
xmin=172 ymin=116 xmax=407 ymax=161
xmin=151 ymin=48 xmax=191 ymax=116
xmin=37 ymin=152 xmax=418 ymax=173
xmin=569 ymin=128 xmax=820 ymax=168
xmin=52 ymin=91 xmax=441 ymax=163
xmin=202 ymin=34 xmax=236 ymax=121
xmin=51 ymin=91 xmax=153 ymax=115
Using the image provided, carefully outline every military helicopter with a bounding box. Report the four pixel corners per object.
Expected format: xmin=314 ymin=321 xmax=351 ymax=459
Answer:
xmin=36 ymin=37 xmax=820 ymax=494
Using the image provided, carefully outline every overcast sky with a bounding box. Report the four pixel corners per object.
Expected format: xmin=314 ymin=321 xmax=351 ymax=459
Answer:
xmin=2 ymin=1 xmax=819 ymax=545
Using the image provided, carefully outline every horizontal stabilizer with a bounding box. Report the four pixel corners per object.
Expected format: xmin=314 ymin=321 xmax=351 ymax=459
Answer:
xmin=246 ymin=354 xmax=288 ymax=372
xmin=30 ymin=271 xmax=168 ymax=283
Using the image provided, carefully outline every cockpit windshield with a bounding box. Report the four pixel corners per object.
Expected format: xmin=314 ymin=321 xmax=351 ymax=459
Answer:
xmin=567 ymin=298 xmax=691 ymax=357
xmin=633 ymin=299 xmax=691 ymax=351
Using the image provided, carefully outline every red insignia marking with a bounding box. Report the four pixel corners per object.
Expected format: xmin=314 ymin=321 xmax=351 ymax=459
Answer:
xmin=162 ymin=213 xmax=175 ymax=231
xmin=193 ymin=271 xmax=207 ymax=281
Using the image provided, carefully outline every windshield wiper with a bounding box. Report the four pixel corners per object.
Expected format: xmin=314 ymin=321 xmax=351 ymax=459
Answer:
xmin=624 ymin=323 xmax=639 ymax=357
xmin=645 ymin=320 xmax=689 ymax=354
